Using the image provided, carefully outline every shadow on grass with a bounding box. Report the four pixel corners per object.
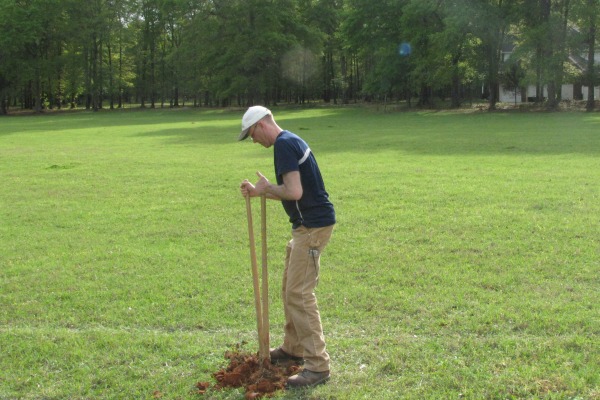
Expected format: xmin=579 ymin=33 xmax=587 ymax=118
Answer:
xmin=133 ymin=110 xmax=600 ymax=156
xmin=3 ymin=107 xmax=600 ymax=156
xmin=0 ymin=107 xmax=240 ymax=136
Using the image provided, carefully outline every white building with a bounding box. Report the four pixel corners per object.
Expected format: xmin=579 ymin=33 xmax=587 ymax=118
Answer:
xmin=498 ymin=41 xmax=600 ymax=103
xmin=499 ymin=84 xmax=600 ymax=103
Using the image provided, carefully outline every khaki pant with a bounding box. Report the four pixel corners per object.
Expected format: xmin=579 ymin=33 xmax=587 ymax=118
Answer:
xmin=281 ymin=225 xmax=334 ymax=372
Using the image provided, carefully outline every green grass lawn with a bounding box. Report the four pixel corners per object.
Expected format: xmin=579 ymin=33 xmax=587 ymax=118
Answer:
xmin=1 ymin=107 xmax=599 ymax=399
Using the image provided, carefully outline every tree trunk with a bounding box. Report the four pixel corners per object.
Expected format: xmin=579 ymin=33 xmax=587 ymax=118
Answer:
xmin=91 ymin=37 xmax=99 ymax=111
xmin=34 ymin=74 xmax=43 ymax=113
xmin=108 ymin=42 xmax=114 ymax=109
xmin=488 ymin=81 xmax=498 ymax=110
xmin=586 ymin=0 xmax=597 ymax=111
xmin=451 ymin=55 xmax=461 ymax=108
xmin=547 ymin=82 xmax=557 ymax=108
xmin=118 ymin=40 xmax=123 ymax=108
xmin=418 ymin=84 xmax=433 ymax=108
xmin=97 ymin=39 xmax=103 ymax=110
xmin=0 ymin=97 xmax=7 ymax=115
xmin=322 ymin=49 xmax=333 ymax=103
xmin=340 ymin=55 xmax=348 ymax=104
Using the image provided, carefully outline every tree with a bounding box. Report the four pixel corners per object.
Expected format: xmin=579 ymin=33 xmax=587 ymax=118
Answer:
xmin=0 ymin=0 xmax=68 ymax=112
xmin=2 ymin=0 xmax=599 ymax=113
xmin=501 ymin=60 xmax=526 ymax=104
xmin=0 ymin=0 xmax=20 ymax=114
xmin=574 ymin=0 xmax=600 ymax=110
xmin=434 ymin=0 xmax=483 ymax=108
xmin=545 ymin=0 xmax=573 ymax=109
xmin=158 ymin=0 xmax=192 ymax=107
xmin=585 ymin=0 xmax=598 ymax=110
xmin=400 ymin=0 xmax=446 ymax=107
xmin=469 ymin=0 xmax=520 ymax=110
xmin=131 ymin=0 xmax=161 ymax=108
xmin=341 ymin=0 xmax=410 ymax=103
xmin=515 ymin=0 xmax=573 ymax=109
xmin=294 ymin=0 xmax=338 ymax=104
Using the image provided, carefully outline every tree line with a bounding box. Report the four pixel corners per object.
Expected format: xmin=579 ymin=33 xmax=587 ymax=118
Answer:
xmin=0 ymin=0 xmax=598 ymax=115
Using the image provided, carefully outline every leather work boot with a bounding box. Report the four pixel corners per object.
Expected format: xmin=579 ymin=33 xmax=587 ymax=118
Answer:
xmin=269 ymin=347 xmax=304 ymax=366
xmin=286 ymin=369 xmax=330 ymax=388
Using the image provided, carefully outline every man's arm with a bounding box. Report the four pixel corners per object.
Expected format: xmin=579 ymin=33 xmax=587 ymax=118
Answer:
xmin=240 ymin=171 xmax=302 ymax=201
xmin=262 ymin=171 xmax=302 ymax=201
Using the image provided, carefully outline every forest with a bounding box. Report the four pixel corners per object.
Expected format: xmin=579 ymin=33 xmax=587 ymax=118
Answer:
xmin=0 ymin=0 xmax=598 ymax=114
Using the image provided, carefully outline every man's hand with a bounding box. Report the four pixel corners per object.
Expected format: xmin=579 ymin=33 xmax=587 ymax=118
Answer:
xmin=240 ymin=171 xmax=269 ymax=198
xmin=253 ymin=171 xmax=270 ymax=195
xmin=240 ymin=179 xmax=257 ymax=197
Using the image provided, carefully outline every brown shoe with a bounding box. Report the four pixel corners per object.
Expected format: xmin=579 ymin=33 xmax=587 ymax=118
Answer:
xmin=286 ymin=369 xmax=330 ymax=388
xmin=269 ymin=347 xmax=304 ymax=365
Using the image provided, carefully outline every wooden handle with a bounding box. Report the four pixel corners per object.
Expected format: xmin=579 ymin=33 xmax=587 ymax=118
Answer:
xmin=245 ymin=195 xmax=265 ymax=361
xmin=260 ymin=195 xmax=269 ymax=360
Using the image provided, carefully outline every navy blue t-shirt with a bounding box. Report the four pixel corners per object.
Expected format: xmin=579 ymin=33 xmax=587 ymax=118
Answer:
xmin=273 ymin=131 xmax=335 ymax=229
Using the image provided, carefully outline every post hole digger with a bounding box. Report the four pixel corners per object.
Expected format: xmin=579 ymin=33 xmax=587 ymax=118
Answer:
xmin=244 ymin=194 xmax=270 ymax=364
xmin=204 ymin=195 xmax=300 ymax=398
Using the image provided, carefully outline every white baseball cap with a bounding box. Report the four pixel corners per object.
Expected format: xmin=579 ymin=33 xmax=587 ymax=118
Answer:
xmin=238 ymin=106 xmax=271 ymax=141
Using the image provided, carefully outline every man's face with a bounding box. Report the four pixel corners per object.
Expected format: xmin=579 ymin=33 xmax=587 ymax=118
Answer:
xmin=248 ymin=121 xmax=270 ymax=148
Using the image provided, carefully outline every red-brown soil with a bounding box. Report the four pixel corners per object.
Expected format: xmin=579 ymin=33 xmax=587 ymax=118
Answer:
xmin=196 ymin=350 xmax=301 ymax=399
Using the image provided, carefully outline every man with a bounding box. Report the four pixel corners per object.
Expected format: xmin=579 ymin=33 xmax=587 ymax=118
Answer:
xmin=238 ymin=106 xmax=336 ymax=388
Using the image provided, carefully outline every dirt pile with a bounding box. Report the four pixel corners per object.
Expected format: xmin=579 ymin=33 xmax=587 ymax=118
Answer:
xmin=196 ymin=350 xmax=301 ymax=399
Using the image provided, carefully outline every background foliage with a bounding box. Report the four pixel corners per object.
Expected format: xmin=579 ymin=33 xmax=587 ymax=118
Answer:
xmin=0 ymin=0 xmax=599 ymax=114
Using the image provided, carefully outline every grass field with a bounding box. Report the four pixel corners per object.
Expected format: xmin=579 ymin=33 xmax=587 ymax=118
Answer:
xmin=1 ymin=107 xmax=599 ymax=399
